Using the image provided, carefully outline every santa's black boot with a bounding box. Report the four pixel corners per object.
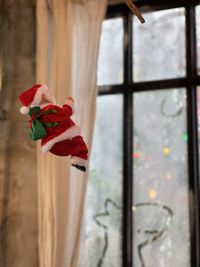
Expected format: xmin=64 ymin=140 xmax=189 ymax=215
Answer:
xmin=72 ymin=164 xmax=86 ymax=172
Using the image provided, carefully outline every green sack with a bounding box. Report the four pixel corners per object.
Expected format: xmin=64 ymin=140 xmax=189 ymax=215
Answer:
xmin=29 ymin=119 xmax=47 ymax=141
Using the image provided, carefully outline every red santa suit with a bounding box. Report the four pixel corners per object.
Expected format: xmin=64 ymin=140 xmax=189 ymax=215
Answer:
xmin=19 ymin=84 xmax=88 ymax=172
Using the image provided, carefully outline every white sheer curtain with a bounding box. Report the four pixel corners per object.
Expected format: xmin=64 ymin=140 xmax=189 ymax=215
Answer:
xmin=36 ymin=1 xmax=107 ymax=267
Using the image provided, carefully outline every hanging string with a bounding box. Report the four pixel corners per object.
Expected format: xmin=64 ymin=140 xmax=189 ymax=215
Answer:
xmin=75 ymin=0 xmax=145 ymax=24
xmin=123 ymin=0 xmax=145 ymax=23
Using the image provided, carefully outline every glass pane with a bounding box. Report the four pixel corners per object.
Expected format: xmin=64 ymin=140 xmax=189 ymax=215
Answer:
xmin=97 ymin=18 xmax=123 ymax=86
xmin=133 ymin=8 xmax=186 ymax=82
xmin=79 ymin=95 xmax=123 ymax=267
xmin=196 ymin=6 xmax=200 ymax=74
xmin=133 ymin=89 xmax=191 ymax=267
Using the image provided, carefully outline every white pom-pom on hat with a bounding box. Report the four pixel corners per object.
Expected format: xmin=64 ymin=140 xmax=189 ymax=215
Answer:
xmin=20 ymin=106 xmax=30 ymax=115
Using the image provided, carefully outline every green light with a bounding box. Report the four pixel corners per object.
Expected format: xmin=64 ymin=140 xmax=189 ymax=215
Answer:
xmin=182 ymin=133 xmax=188 ymax=142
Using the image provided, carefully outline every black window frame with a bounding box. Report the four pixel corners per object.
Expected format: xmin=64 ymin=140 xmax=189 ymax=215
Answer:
xmin=98 ymin=1 xmax=200 ymax=267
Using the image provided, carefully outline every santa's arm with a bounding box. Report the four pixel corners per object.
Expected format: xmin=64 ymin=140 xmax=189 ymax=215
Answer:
xmin=63 ymin=97 xmax=75 ymax=116
xmin=41 ymin=98 xmax=75 ymax=123
xmin=41 ymin=97 xmax=75 ymax=123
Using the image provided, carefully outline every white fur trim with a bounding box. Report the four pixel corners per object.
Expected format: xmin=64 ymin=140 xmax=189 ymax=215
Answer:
xmin=30 ymin=85 xmax=48 ymax=107
xmin=66 ymin=99 xmax=75 ymax=114
xmin=71 ymin=156 xmax=88 ymax=168
xmin=30 ymin=84 xmax=56 ymax=107
xmin=41 ymin=125 xmax=81 ymax=153
xmin=20 ymin=106 xmax=30 ymax=115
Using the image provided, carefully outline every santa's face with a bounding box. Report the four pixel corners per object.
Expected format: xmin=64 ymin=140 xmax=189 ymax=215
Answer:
xmin=41 ymin=92 xmax=56 ymax=105
xmin=42 ymin=93 xmax=50 ymax=103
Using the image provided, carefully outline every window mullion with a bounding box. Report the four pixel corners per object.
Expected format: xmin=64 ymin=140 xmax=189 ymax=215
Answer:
xmin=123 ymin=8 xmax=133 ymax=267
xmin=186 ymin=4 xmax=200 ymax=267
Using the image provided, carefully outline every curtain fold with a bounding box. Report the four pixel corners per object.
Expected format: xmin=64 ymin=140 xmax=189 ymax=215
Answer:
xmin=36 ymin=1 xmax=108 ymax=267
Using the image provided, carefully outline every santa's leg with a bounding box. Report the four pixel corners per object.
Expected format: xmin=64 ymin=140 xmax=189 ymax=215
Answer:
xmin=70 ymin=136 xmax=88 ymax=172
xmin=49 ymin=136 xmax=88 ymax=172
xmin=50 ymin=139 xmax=73 ymax=156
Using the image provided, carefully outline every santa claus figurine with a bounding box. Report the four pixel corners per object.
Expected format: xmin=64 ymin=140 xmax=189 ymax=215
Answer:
xmin=19 ymin=84 xmax=88 ymax=172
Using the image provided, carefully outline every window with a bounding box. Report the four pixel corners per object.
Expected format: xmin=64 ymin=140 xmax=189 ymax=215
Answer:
xmin=79 ymin=1 xmax=200 ymax=267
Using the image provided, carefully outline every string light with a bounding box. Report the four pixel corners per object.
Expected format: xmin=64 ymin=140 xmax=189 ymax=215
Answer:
xmin=133 ymin=152 xmax=141 ymax=159
xmin=165 ymin=173 xmax=172 ymax=180
xmin=163 ymin=147 xmax=170 ymax=156
xmin=182 ymin=133 xmax=188 ymax=142
xmin=148 ymin=190 xmax=157 ymax=199
xmin=132 ymin=206 xmax=137 ymax=212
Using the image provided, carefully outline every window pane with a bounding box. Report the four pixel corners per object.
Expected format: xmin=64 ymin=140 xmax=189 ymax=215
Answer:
xmin=196 ymin=6 xmax=200 ymax=74
xmin=97 ymin=18 xmax=123 ymax=86
xmin=133 ymin=89 xmax=191 ymax=266
xmin=133 ymin=8 xmax=186 ymax=82
xmin=79 ymin=95 xmax=123 ymax=267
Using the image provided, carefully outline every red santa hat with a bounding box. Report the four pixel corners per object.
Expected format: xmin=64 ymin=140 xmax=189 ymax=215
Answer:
xmin=19 ymin=84 xmax=50 ymax=115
